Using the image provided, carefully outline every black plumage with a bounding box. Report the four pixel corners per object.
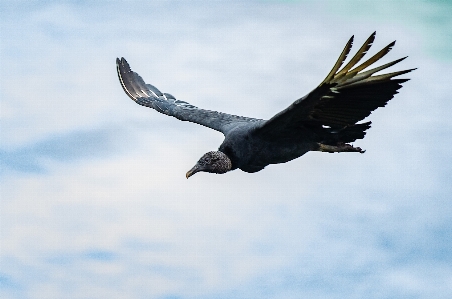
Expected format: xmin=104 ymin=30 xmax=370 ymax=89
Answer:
xmin=116 ymin=32 xmax=415 ymax=178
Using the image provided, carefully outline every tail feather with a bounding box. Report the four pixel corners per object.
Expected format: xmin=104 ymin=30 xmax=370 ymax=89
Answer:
xmin=323 ymin=122 xmax=372 ymax=145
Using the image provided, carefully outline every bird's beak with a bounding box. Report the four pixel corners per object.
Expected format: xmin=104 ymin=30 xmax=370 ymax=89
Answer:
xmin=186 ymin=164 xmax=201 ymax=179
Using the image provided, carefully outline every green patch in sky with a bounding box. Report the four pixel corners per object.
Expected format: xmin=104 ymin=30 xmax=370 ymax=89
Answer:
xmin=328 ymin=0 xmax=452 ymax=61
xmin=264 ymin=0 xmax=451 ymax=61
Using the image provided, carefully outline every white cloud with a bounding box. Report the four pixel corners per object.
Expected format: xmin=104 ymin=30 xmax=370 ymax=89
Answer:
xmin=1 ymin=1 xmax=452 ymax=298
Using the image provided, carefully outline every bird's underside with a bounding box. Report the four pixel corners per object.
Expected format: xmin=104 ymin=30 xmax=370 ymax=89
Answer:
xmin=116 ymin=32 xmax=415 ymax=178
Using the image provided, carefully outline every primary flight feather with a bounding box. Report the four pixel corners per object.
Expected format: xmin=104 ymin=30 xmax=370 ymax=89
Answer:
xmin=116 ymin=32 xmax=415 ymax=178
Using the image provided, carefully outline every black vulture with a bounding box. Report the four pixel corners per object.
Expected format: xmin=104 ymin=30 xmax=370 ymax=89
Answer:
xmin=116 ymin=32 xmax=415 ymax=178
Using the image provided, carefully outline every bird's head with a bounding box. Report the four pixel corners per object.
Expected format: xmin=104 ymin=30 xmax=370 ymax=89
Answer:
xmin=186 ymin=151 xmax=232 ymax=178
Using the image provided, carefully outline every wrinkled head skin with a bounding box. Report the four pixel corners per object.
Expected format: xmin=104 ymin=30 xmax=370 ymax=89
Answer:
xmin=186 ymin=151 xmax=232 ymax=178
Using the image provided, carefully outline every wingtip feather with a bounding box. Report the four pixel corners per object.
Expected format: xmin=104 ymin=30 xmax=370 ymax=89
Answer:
xmin=116 ymin=57 xmax=137 ymax=101
xmin=348 ymin=40 xmax=397 ymax=74
xmin=322 ymin=35 xmax=355 ymax=84
xmin=337 ymin=32 xmax=377 ymax=76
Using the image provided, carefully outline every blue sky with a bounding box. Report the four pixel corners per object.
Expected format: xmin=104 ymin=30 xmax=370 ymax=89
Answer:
xmin=1 ymin=1 xmax=452 ymax=298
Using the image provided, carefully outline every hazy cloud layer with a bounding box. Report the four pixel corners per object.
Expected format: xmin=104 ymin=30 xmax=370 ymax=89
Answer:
xmin=1 ymin=1 xmax=451 ymax=298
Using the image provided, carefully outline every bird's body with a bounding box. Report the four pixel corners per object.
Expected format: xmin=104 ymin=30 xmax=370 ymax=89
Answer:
xmin=218 ymin=121 xmax=313 ymax=173
xmin=116 ymin=32 xmax=415 ymax=178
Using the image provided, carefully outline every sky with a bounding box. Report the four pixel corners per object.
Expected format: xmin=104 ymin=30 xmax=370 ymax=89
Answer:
xmin=1 ymin=0 xmax=452 ymax=298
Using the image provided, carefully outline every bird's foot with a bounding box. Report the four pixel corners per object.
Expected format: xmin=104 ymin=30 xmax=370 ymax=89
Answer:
xmin=318 ymin=143 xmax=365 ymax=153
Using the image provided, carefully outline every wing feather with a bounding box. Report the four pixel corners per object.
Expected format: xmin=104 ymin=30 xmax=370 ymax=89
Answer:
xmin=336 ymin=31 xmax=375 ymax=76
xmin=349 ymin=41 xmax=396 ymax=73
xmin=322 ymin=36 xmax=354 ymax=84
xmin=116 ymin=58 xmax=260 ymax=135
xmin=255 ymin=33 xmax=414 ymax=138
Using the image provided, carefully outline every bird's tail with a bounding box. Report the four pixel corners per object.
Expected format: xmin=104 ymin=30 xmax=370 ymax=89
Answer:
xmin=323 ymin=122 xmax=371 ymax=145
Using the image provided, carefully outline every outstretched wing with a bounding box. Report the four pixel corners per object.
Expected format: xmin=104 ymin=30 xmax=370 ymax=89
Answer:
xmin=255 ymin=32 xmax=415 ymax=138
xmin=117 ymin=58 xmax=260 ymax=135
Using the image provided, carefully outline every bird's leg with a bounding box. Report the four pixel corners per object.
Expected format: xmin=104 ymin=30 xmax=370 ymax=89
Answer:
xmin=317 ymin=143 xmax=365 ymax=153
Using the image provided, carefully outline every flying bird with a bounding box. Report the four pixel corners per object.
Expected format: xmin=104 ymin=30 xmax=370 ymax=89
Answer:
xmin=116 ymin=32 xmax=415 ymax=178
